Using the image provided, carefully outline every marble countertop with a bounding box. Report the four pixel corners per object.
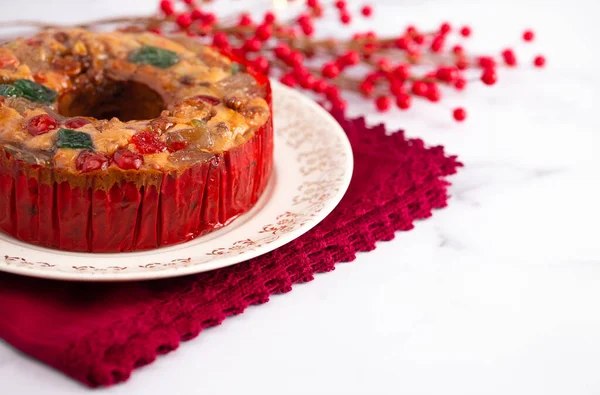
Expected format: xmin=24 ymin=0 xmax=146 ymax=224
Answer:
xmin=1 ymin=0 xmax=599 ymax=394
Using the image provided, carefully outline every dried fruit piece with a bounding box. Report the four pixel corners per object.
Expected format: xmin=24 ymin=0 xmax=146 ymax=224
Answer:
xmin=128 ymin=45 xmax=180 ymax=69
xmin=75 ymin=150 xmax=109 ymax=173
xmin=27 ymin=114 xmax=58 ymax=136
xmin=56 ymin=128 xmax=94 ymax=149
xmin=4 ymin=143 xmax=53 ymax=165
xmin=0 ymin=85 xmax=22 ymax=98
xmin=63 ymin=118 xmax=91 ymax=129
xmin=113 ymin=149 xmax=143 ymax=170
xmin=217 ymin=73 xmax=264 ymax=98
xmin=225 ymin=97 xmax=243 ymax=110
xmin=12 ymin=79 xmax=58 ymax=103
xmin=51 ymin=56 xmax=82 ymax=76
xmin=194 ymin=95 xmax=221 ymax=105
xmin=131 ymin=131 xmax=166 ymax=154
xmin=168 ymin=148 xmax=214 ymax=165
xmin=147 ymin=117 xmax=174 ymax=134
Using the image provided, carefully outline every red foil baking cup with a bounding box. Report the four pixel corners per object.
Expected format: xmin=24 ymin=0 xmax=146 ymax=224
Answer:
xmin=0 ymin=81 xmax=273 ymax=253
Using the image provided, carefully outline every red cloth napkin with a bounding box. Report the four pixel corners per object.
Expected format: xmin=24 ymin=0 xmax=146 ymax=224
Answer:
xmin=0 ymin=111 xmax=461 ymax=387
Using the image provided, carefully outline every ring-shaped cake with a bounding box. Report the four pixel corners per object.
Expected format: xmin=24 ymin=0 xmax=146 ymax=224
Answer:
xmin=0 ymin=29 xmax=273 ymax=252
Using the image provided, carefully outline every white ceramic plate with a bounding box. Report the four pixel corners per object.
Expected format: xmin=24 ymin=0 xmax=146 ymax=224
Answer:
xmin=0 ymin=81 xmax=353 ymax=281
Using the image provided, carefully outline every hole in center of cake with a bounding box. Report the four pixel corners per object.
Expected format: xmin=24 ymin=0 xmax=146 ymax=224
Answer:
xmin=58 ymin=79 xmax=166 ymax=122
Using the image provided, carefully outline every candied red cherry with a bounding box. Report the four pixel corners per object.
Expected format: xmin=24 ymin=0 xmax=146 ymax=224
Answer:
xmin=131 ymin=131 xmax=167 ymax=154
xmin=113 ymin=149 xmax=143 ymax=170
xmin=193 ymin=95 xmax=221 ymax=105
xmin=167 ymin=140 xmax=188 ymax=153
xmin=63 ymin=118 xmax=90 ymax=129
xmin=27 ymin=114 xmax=58 ymax=136
xmin=75 ymin=150 xmax=109 ymax=173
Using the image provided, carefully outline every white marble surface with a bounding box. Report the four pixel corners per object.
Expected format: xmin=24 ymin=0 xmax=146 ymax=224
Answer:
xmin=1 ymin=0 xmax=600 ymax=393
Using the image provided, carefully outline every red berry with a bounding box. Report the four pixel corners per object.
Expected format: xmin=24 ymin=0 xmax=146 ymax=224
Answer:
xmin=27 ymin=114 xmax=58 ymax=136
xmin=453 ymin=107 xmax=467 ymax=122
xmin=113 ymin=149 xmax=143 ymax=170
xmin=502 ymin=49 xmax=517 ymax=66
xmin=253 ymin=56 xmax=270 ymax=73
xmin=361 ymin=5 xmax=373 ymax=17
xmin=148 ymin=27 xmax=162 ymax=35
xmin=411 ymin=80 xmax=428 ymax=96
xmin=301 ymin=23 xmax=315 ymax=36
xmin=375 ymin=96 xmax=392 ymax=112
xmin=331 ymin=99 xmax=347 ymax=112
xmin=299 ymin=73 xmax=316 ymax=89
xmin=280 ymin=74 xmax=297 ymax=87
xmin=435 ymin=67 xmax=458 ymax=82
xmin=396 ymin=94 xmax=411 ymax=110
xmin=238 ymin=13 xmax=253 ymax=26
xmin=430 ymin=36 xmax=444 ymax=52
xmin=456 ymin=58 xmax=469 ymax=70
xmin=182 ymin=0 xmax=194 ymax=4
xmin=243 ymin=37 xmax=262 ymax=52
xmin=405 ymin=26 xmax=417 ymax=35
xmin=212 ymin=32 xmax=229 ymax=48
xmin=203 ymin=13 xmax=217 ymax=25
xmin=426 ymin=84 xmax=441 ymax=102
xmin=313 ymin=79 xmax=328 ymax=94
xmin=393 ymin=64 xmax=410 ymax=80
xmin=76 ymin=150 xmax=109 ymax=173
xmin=376 ymin=57 xmax=393 ymax=71
xmin=63 ymin=118 xmax=90 ymax=130
xmin=454 ymin=78 xmax=467 ymax=91
xmin=298 ymin=13 xmax=312 ymax=26
xmin=159 ymin=0 xmax=174 ymax=16
xmin=477 ymin=56 xmax=496 ymax=69
xmin=274 ymin=44 xmax=291 ymax=60
xmin=255 ymin=24 xmax=273 ymax=41
xmin=413 ymin=34 xmax=425 ymax=45
xmin=364 ymin=71 xmax=385 ymax=84
xmin=395 ymin=36 xmax=410 ymax=50
xmin=264 ymin=11 xmax=276 ymax=24
xmin=343 ymin=51 xmax=360 ymax=65
xmin=439 ymin=22 xmax=451 ymax=34
xmin=534 ymin=55 xmax=546 ymax=68
xmin=335 ymin=0 xmax=347 ymax=9
xmin=340 ymin=12 xmax=352 ymax=25
xmin=452 ymin=45 xmax=464 ymax=55
xmin=131 ymin=131 xmax=166 ymax=154
xmin=359 ymin=80 xmax=375 ymax=97
xmin=322 ymin=63 xmax=340 ymax=79
xmin=190 ymin=9 xmax=204 ymax=20
xmin=307 ymin=0 xmax=319 ymax=7
xmin=460 ymin=26 xmax=472 ymax=37
xmin=481 ymin=68 xmax=497 ymax=85
xmin=176 ymin=13 xmax=192 ymax=29
xmin=523 ymin=30 xmax=535 ymax=42
xmin=390 ymin=79 xmax=405 ymax=96
xmin=288 ymin=51 xmax=304 ymax=67
xmin=325 ymin=85 xmax=341 ymax=100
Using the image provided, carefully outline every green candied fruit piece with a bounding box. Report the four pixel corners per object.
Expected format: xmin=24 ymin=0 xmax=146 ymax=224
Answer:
xmin=231 ymin=62 xmax=240 ymax=75
xmin=56 ymin=128 xmax=94 ymax=150
xmin=0 ymin=84 xmax=22 ymax=98
xmin=128 ymin=45 xmax=180 ymax=69
xmin=12 ymin=79 xmax=57 ymax=103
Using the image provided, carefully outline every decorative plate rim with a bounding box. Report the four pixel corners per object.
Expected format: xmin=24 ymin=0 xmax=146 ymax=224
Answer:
xmin=0 ymin=80 xmax=354 ymax=281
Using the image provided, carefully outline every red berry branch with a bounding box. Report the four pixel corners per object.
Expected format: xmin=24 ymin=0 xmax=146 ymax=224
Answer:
xmin=4 ymin=0 xmax=546 ymax=122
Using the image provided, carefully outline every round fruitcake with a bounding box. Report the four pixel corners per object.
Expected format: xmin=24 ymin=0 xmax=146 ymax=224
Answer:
xmin=0 ymin=28 xmax=273 ymax=252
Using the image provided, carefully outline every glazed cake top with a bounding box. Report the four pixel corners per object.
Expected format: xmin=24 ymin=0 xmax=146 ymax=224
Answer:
xmin=0 ymin=28 xmax=270 ymax=173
